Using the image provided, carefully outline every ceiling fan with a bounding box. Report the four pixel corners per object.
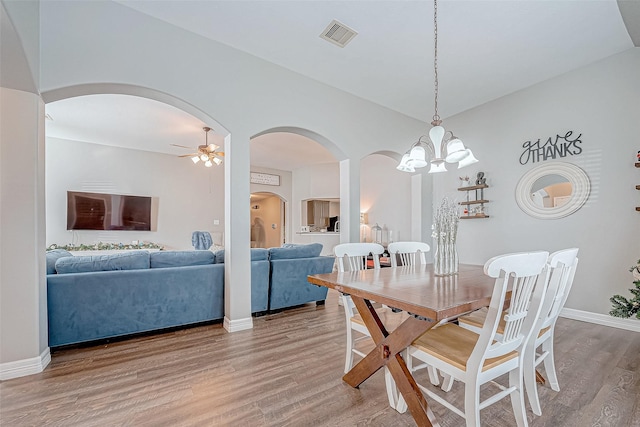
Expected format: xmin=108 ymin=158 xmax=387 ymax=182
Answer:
xmin=171 ymin=126 xmax=224 ymax=167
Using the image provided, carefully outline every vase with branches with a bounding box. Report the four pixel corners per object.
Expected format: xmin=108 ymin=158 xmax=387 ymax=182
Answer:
xmin=432 ymin=197 xmax=459 ymax=276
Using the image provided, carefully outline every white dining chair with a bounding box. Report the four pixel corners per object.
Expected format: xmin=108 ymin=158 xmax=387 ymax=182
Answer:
xmin=334 ymin=242 xmax=384 ymax=273
xmin=334 ymin=242 xmax=386 ymax=374
xmin=387 ymin=241 xmax=430 ymax=267
xmin=385 ymin=241 xmax=441 ymax=388
xmin=396 ymin=251 xmax=550 ymax=427
xmin=458 ymin=248 xmax=579 ymax=416
xmin=334 ymin=242 xmax=407 ymax=409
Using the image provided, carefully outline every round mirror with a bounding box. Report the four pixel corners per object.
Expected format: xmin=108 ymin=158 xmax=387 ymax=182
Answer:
xmin=515 ymin=162 xmax=589 ymax=219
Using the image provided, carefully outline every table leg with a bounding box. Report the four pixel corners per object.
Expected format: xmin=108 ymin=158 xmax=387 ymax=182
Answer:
xmin=344 ymin=296 xmax=438 ymax=426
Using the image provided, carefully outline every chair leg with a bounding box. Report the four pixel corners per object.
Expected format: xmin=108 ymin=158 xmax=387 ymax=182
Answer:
xmin=384 ymin=367 xmax=401 ymax=409
xmin=427 ymin=365 xmax=440 ymax=386
xmin=523 ymin=344 xmax=542 ymax=416
xmin=441 ymin=373 xmax=454 ymax=392
xmin=464 ymin=379 xmax=481 ymax=427
xmin=344 ymin=327 xmax=354 ymax=374
xmin=509 ymin=368 xmax=529 ymax=427
xmin=542 ymin=339 xmax=560 ymax=391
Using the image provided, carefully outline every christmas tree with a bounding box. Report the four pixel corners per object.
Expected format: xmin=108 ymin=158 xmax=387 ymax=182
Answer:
xmin=609 ymin=259 xmax=640 ymax=319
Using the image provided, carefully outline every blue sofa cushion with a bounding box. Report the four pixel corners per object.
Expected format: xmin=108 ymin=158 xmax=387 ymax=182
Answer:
xmin=46 ymin=249 xmax=73 ymax=274
xmin=269 ymin=243 xmax=323 ymax=260
xmin=150 ymin=250 xmax=214 ymax=268
xmin=214 ymin=248 xmax=269 ymax=263
xmin=55 ymin=251 xmax=150 ymax=274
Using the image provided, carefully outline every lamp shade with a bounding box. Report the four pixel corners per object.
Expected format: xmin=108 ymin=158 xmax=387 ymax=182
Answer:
xmin=428 ymin=160 xmax=448 ymax=174
xmin=409 ymin=145 xmax=428 ymax=168
xmin=213 ymin=157 xmax=223 ymax=165
xmin=457 ymin=149 xmax=479 ymax=168
xmin=204 ymin=160 xmax=213 ymax=167
xmin=397 ymin=153 xmax=416 ymax=172
xmin=444 ymin=138 xmax=468 ymax=162
xmin=191 ymin=156 xmax=200 ymax=164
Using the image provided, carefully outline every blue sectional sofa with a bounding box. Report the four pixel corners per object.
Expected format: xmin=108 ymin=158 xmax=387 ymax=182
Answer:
xmin=47 ymin=250 xmax=227 ymax=347
xmin=267 ymin=244 xmax=335 ymax=311
xmin=213 ymin=248 xmax=270 ymax=314
xmin=46 ymin=243 xmax=335 ymax=347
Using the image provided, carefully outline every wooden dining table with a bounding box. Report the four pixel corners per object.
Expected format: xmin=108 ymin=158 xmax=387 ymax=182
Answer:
xmin=307 ymin=263 xmax=497 ymax=426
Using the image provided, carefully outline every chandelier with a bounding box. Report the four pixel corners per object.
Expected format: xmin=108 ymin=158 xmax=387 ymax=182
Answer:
xmin=397 ymin=0 xmax=478 ymax=173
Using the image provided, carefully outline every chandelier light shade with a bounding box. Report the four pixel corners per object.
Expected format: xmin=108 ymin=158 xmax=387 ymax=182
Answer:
xmin=397 ymin=0 xmax=478 ymax=173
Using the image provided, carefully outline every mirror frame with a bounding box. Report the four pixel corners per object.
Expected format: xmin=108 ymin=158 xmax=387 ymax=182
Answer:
xmin=515 ymin=162 xmax=590 ymax=219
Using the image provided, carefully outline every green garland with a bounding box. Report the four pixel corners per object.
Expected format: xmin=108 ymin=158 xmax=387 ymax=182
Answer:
xmin=609 ymin=259 xmax=640 ymax=319
xmin=47 ymin=242 xmax=164 ymax=252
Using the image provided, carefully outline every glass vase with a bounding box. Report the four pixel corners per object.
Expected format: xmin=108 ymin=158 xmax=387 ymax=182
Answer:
xmin=434 ymin=240 xmax=459 ymax=276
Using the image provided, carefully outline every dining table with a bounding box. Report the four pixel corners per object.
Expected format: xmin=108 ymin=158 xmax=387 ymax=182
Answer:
xmin=307 ymin=263 xmax=497 ymax=426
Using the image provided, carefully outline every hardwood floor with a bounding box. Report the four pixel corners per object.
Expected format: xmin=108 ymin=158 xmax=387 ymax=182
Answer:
xmin=1 ymin=289 xmax=639 ymax=426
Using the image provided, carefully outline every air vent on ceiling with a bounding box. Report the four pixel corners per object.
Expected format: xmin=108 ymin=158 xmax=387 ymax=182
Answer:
xmin=320 ymin=19 xmax=358 ymax=48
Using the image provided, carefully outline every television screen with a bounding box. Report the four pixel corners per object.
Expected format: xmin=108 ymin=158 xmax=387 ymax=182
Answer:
xmin=67 ymin=191 xmax=152 ymax=231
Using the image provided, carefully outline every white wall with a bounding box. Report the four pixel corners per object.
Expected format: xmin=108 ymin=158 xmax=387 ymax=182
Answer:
xmin=46 ymin=138 xmax=225 ymax=251
xmin=360 ymin=154 xmax=413 ymax=244
xmin=438 ymin=48 xmax=640 ymax=316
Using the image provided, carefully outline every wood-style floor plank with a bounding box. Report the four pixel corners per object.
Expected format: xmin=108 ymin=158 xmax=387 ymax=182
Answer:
xmin=1 ymin=289 xmax=639 ymax=426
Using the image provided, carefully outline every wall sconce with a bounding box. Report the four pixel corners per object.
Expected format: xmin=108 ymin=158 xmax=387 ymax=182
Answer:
xmin=360 ymin=212 xmax=368 ymax=225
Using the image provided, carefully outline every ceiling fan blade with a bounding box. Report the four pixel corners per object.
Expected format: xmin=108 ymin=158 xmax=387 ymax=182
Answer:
xmin=206 ymin=144 xmax=220 ymax=152
xmin=178 ymin=153 xmax=198 ymax=158
xmin=214 ymin=151 xmax=225 ymax=157
xmin=171 ymin=144 xmax=195 ymax=149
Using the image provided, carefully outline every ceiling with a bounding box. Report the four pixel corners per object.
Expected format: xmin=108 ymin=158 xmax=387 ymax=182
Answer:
xmin=45 ymin=94 xmax=337 ymax=171
xmin=45 ymin=0 xmax=638 ymax=171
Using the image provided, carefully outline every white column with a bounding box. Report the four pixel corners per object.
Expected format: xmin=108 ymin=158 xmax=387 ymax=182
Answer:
xmin=0 ymin=87 xmax=49 ymax=379
xmin=223 ymin=131 xmax=253 ymax=332
xmin=339 ymin=158 xmax=360 ymax=243
xmin=411 ymin=173 xmax=422 ymax=241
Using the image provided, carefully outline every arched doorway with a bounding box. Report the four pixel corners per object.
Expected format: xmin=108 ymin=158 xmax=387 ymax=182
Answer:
xmin=250 ymin=192 xmax=285 ymax=248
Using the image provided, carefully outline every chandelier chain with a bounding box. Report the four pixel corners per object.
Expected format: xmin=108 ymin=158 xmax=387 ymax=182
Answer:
xmin=432 ymin=0 xmax=440 ymax=125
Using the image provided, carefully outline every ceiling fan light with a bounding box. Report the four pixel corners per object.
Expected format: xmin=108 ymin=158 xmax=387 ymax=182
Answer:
xmin=213 ymin=157 xmax=223 ymax=165
xmin=457 ymin=149 xmax=479 ymax=168
xmin=200 ymin=153 xmax=208 ymax=162
xmin=204 ymin=160 xmax=213 ymax=167
xmin=191 ymin=156 xmax=200 ymax=164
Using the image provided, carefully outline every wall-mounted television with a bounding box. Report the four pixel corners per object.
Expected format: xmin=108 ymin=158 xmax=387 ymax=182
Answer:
xmin=67 ymin=191 xmax=152 ymax=231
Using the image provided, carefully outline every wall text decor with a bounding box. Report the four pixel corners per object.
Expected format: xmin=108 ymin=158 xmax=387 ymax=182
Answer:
xmin=250 ymin=172 xmax=280 ymax=186
xmin=519 ymin=131 xmax=583 ymax=165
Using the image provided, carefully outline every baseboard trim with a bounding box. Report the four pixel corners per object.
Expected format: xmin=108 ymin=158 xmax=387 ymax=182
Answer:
xmin=0 ymin=347 xmax=51 ymax=381
xmin=223 ymin=316 xmax=253 ymax=333
xmin=561 ymin=308 xmax=640 ymax=333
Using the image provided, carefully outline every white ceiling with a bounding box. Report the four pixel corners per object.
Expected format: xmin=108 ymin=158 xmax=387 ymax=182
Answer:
xmin=46 ymin=0 xmax=637 ymax=171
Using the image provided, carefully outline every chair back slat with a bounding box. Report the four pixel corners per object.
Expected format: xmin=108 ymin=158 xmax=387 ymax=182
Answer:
xmin=387 ymin=242 xmax=430 ymax=267
xmin=538 ymin=248 xmax=579 ymax=331
xmin=334 ymin=243 xmax=384 ymax=272
xmin=473 ymin=251 xmax=549 ymax=363
xmin=502 ymin=274 xmax=539 ymax=344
